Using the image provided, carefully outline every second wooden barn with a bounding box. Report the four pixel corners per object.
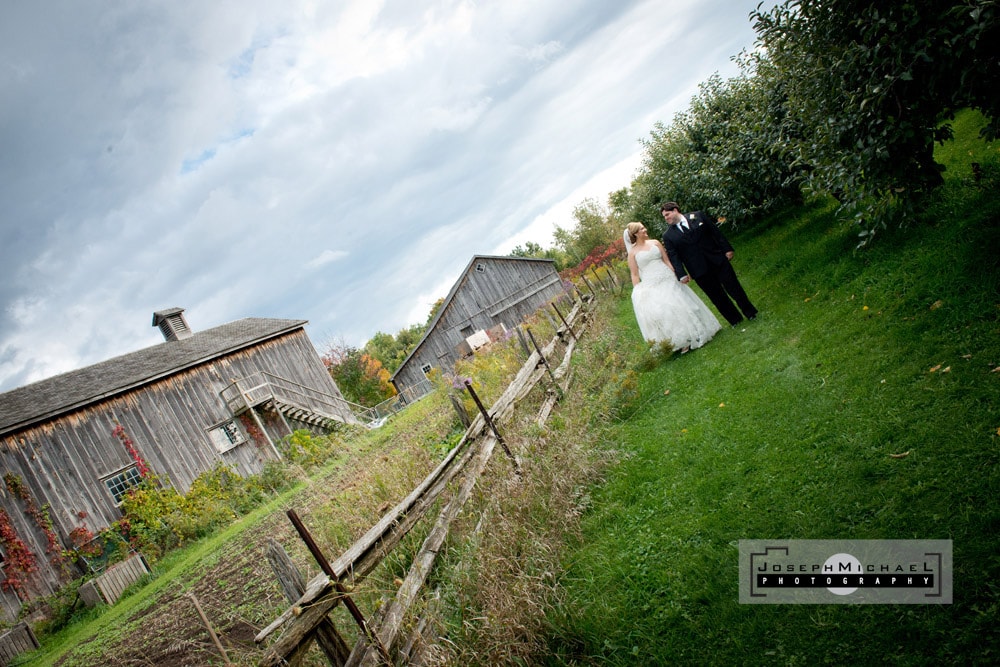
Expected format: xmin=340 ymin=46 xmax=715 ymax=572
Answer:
xmin=391 ymin=255 xmax=566 ymax=397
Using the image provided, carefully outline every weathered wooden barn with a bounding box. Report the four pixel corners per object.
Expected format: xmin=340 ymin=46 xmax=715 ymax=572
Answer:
xmin=0 ymin=309 xmax=355 ymax=622
xmin=391 ymin=255 xmax=566 ymax=396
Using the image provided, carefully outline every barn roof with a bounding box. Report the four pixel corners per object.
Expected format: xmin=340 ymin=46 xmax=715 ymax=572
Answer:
xmin=390 ymin=255 xmax=557 ymax=382
xmin=0 ymin=317 xmax=306 ymax=436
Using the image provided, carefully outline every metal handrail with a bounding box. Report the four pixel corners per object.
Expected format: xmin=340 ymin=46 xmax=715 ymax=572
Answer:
xmin=220 ymin=373 xmax=434 ymax=427
xmin=259 ymin=372 xmax=355 ymax=422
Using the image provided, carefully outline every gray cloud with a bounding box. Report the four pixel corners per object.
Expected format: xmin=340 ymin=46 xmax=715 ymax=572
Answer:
xmin=0 ymin=0 xmax=771 ymax=391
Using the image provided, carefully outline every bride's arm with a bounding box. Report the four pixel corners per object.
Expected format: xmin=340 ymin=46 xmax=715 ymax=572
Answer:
xmin=628 ymin=251 xmax=641 ymax=285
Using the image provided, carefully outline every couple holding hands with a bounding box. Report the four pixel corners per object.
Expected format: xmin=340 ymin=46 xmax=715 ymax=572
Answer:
xmin=625 ymin=202 xmax=758 ymax=354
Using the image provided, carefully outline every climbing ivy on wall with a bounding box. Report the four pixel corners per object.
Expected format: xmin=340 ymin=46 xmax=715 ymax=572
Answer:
xmin=112 ymin=423 xmax=151 ymax=478
xmin=0 ymin=508 xmax=38 ymax=596
xmin=4 ymin=473 xmax=65 ymax=571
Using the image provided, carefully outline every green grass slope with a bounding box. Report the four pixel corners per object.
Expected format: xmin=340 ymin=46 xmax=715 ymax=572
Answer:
xmin=543 ymin=111 xmax=1000 ymax=665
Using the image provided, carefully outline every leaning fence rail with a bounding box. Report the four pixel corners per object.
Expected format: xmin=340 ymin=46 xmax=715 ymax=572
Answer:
xmin=255 ymin=294 xmax=590 ymax=665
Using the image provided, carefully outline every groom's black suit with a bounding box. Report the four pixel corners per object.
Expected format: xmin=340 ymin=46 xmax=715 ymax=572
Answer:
xmin=662 ymin=211 xmax=757 ymax=326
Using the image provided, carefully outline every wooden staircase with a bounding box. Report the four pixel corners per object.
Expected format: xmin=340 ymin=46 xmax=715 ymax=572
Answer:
xmin=220 ymin=372 xmax=362 ymax=428
xmin=273 ymin=400 xmax=341 ymax=431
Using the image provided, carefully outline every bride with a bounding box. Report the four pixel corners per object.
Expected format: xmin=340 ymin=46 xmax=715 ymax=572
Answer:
xmin=625 ymin=222 xmax=721 ymax=353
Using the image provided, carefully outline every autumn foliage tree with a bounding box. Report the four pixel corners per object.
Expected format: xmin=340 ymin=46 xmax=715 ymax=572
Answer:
xmin=363 ymin=322 xmax=425 ymax=372
xmin=552 ymin=198 xmax=622 ymax=270
xmin=323 ymin=341 xmax=397 ymax=406
xmin=560 ymin=237 xmax=626 ymax=281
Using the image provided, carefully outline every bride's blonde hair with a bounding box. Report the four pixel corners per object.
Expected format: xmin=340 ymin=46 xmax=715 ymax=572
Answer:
xmin=625 ymin=222 xmax=645 ymax=245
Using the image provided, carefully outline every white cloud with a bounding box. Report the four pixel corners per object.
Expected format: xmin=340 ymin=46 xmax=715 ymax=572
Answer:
xmin=0 ymin=0 xmax=774 ymax=390
xmin=306 ymin=249 xmax=350 ymax=269
xmin=499 ymin=150 xmax=645 ymax=253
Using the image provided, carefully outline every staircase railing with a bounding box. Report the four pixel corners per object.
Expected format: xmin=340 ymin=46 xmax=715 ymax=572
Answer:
xmin=220 ymin=372 xmax=356 ymax=424
xmin=221 ymin=372 xmax=433 ymax=427
xmin=364 ymin=378 xmax=435 ymax=423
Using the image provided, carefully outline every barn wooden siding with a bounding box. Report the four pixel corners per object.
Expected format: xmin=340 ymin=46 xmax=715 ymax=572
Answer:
xmin=392 ymin=256 xmax=565 ymax=395
xmin=0 ymin=327 xmax=344 ymax=621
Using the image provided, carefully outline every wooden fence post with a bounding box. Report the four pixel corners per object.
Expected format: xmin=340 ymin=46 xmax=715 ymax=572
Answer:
xmin=603 ymin=262 xmax=623 ymax=292
xmin=267 ymin=538 xmax=351 ymax=666
xmin=448 ymin=393 xmax=472 ymax=429
xmin=187 ymin=592 xmax=233 ymax=666
xmin=525 ymin=327 xmax=564 ymax=399
xmin=589 ymin=265 xmax=608 ymax=291
xmin=515 ymin=326 xmax=531 ymax=357
xmin=463 ymin=380 xmax=520 ymax=475
xmin=541 ymin=307 xmax=560 ymax=334
xmin=551 ymin=302 xmax=577 ymax=341
xmin=286 ymin=510 xmax=392 ymax=665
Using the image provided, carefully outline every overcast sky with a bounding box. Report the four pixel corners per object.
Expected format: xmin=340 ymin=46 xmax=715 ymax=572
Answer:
xmin=0 ymin=0 xmax=771 ymax=392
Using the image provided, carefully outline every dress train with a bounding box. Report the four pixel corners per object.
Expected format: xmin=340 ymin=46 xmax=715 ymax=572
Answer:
xmin=631 ymin=248 xmax=721 ymax=351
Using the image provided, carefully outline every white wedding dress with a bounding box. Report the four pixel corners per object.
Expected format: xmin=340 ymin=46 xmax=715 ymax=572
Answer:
xmin=631 ymin=247 xmax=721 ymax=350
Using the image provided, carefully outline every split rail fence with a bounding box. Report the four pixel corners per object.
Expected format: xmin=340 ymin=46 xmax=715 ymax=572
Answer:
xmin=254 ymin=275 xmax=616 ymax=666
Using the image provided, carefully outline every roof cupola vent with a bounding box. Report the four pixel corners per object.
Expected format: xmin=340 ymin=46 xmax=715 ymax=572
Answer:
xmin=152 ymin=307 xmax=193 ymax=342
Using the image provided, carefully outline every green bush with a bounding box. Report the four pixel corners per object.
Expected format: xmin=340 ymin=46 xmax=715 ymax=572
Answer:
xmin=278 ymin=429 xmax=342 ymax=469
xmin=116 ymin=460 xmax=297 ymax=560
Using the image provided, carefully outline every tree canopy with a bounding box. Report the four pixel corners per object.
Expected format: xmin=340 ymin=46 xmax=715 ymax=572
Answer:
xmin=749 ymin=0 xmax=998 ymax=237
xmin=322 ymin=341 xmax=396 ymax=407
xmin=522 ymin=0 xmax=997 ymax=263
xmin=551 ymin=198 xmax=621 ymax=270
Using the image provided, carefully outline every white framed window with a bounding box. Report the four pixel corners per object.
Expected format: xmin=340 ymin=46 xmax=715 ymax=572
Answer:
xmin=475 ymin=263 xmax=486 ymax=273
xmin=208 ymin=420 xmax=246 ymax=453
xmin=102 ymin=466 xmax=143 ymax=505
xmin=421 ymin=363 xmax=433 ymax=374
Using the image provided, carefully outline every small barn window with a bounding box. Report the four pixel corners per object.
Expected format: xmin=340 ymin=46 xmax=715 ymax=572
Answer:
xmin=421 ymin=363 xmax=433 ymax=375
xmin=103 ymin=466 xmax=143 ymax=505
xmin=209 ymin=420 xmax=246 ymax=453
xmin=475 ymin=263 xmax=486 ymax=273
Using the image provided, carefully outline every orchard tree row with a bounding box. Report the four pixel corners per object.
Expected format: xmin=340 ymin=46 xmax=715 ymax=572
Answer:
xmin=514 ymin=0 xmax=998 ymax=268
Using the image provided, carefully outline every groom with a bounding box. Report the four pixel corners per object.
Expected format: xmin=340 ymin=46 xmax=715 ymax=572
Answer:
xmin=660 ymin=201 xmax=758 ymax=326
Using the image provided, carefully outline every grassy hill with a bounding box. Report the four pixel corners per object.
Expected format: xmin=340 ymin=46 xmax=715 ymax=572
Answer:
xmin=535 ymin=111 xmax=1000 ymax=665
xmin=15 ymin=109 xmax=999 ymax=666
